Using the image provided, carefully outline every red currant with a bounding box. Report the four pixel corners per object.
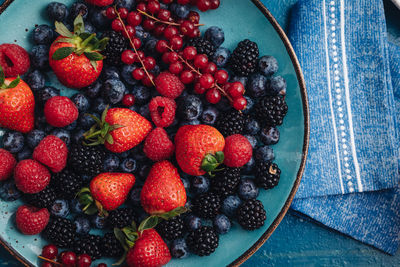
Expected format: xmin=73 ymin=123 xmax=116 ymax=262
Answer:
xmin=167 ymin=52 xmax=179 ymax=63
xmin=142 ymin=73 xmax=155 ymax=87
xmin=178 ymin=0 xmax=191 ymax=4
xmin=203 ymin=62 xmax=217 ymax=74
xmin=127 ymin=11 xmax=142 ymax=26
xmin=233 ymin=96 xmax=247 ymax=110
xmin=147 ymin=0 xmax=161 ymax=14
xmin=210 ymin=0 xmax=220 ymax=9
xmin=143 ymin=57 xmax=156 ymax=70
xmin=111 ymin=19 xmax=123 ymax=32
xmin=194 ymin=54 xmax=208 ymax=69
xmin=169 ymin=62 xmax=184 ymax=74
xmin=121 ymin=50 xmax=136 ymax=64
xmin=156 ymin=40 xmax=169 ymax=53
xmin=97 ymin=264 xmax=107 ymax=267
xmin=214 ymin=69 xmax=229 ymax=84
xmin=123 ymin=25 xmax=136 ymax=38
xmin=76 ymin=254 xmax=92 ymax=267
xmin=206 ymin=88 xmax=221 ymax=104
xmin=61 ymin=251 xmax=76 ymax=267
xmin=228 ymin=81 xmax=245 ymax=97
xmin=180 ymin=20 xmax=195 ymax=36
xmin=170 ymin=36 xmax=183 ymax=50
xmin=188 ymin=11 xmax=200 ymax=24
xmin=197 ymin=0 xmax=211 ymax=11
xmin=180 ymin=70 xmax=195 ymax=84
xmin=143 ymin=18 xmax=156 ymax=31
xmin=122 ymin=94 xmax=136 ymax=107
xmin=137 ymin=3 xmax=147 ymax=12
xmin=194 ymin=82 xmax=207 ymax=94
xmin=118 ymin=7 xmax=128 ymax=19
xmin=162 ymin=0 xmax=173 ymax=3
xmin=132 ymin=68 xmax=145 ymax=80
xmin=136 ymin=50 xmax=145 ymax=60
xmin=41 ymin=244 xmax=58 ymax=260
xmin=133 ymin=38 xmax=142 ymax=49
xmin=164 ymin=26 xmax=179 ymax=40
xmin=41 ymin=262 xmax=53 ymax=267
xmin=105 ymin=7 xmax=116 ymax=19
xmin=188 ymin=27 xmax=200 ymax=38
xmin=158 ymin=9 xmax=171 ymax=21
xmin=199 ymin=74 xmax=215 ymax=89
xmin=183 ymin=46 xmax=197 ymax=60
xmin=154 ymin=24 xmax=166 ymax=36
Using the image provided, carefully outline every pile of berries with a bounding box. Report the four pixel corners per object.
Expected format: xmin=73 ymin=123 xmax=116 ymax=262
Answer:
xmin=0 ymin=0 xmax=288 ymax=266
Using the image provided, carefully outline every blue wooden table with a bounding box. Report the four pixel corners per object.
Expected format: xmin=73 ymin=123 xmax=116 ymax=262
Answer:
xmin=1 ymin=0 xmax=400 ymax=266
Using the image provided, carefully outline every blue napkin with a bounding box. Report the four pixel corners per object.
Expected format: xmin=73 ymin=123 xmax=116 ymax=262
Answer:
xmin=263 ymin=0 xmax=400 ymax=254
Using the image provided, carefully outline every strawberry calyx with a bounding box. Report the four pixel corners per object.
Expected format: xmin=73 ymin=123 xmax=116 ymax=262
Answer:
xmin=77 ymin=187 xmax=109 ymax=217
xmin=52 ymin=14 xmax=109 ymax=69
xmin=201 ymin=151 xmax=225 ymax=175
xmin=0 ymin=66 xmax=20 ymax=90
xmin=83 ymin=105 xmax=124 ymax=146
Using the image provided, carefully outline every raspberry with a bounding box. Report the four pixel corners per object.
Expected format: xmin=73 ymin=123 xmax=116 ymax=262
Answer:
xmin=15 ymin=205 xmax=50 ymax=235
xmin=33 ymin=135 xmax=68 ymax=173
xmin=155 ymin=72 xmax=185 ymax=99
xmin=44 ymin=96 xmax=79 ymax=127
xmin=0 ymin=44 xmax=30 ymax=77
xmin=0 ymin=148 xmax=16 ymax=181
xmin=223 ymin=134 xmax=253 ymax=167
xmin=149 ymin=96 xmax=177 ymax=127
xmin=143 ymin=128 xmax=175 ymax=161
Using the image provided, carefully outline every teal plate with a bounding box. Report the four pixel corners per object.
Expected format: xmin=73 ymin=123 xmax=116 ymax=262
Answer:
xmin=0 ymin=0 xmax=309 ymax=266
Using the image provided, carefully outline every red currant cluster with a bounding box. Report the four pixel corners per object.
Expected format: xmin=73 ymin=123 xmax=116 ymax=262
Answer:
xmin=161 ymin=0 xmax=220 ymax=12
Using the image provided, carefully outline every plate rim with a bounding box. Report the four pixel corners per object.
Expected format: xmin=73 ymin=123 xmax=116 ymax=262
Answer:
xmin=0 ymin=0 xmax=310 ymax=266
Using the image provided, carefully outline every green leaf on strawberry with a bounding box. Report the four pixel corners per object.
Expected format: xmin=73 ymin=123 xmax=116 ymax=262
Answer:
xmin=201 ymin=152 xmax=225 ymax=175
xmin=55 ymin=21 xmax=73 ymax=38
xmin=0 ymin=66 xmax=20 ymax=89
xmin=51 ymin=47 xmax=74 ymax=60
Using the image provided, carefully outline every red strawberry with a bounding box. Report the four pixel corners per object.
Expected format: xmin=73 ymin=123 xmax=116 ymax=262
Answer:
xmin=85 ymin=107 xmax=152 ymax=153
xmin=85 ymin=0 xmax=114 ymax=6
xmin=0 ymin=148 xmax=16 ymax=181
xmin=155 ymin=71 xmax=185 ymax=99
xmin=0 ymin=67 xmax=35 ymax=133
xmin=33 ymin=135 xmax=68 ymax=173
xmin=141 ymin=160 xmax=186 ymax=214
xmin=126 ymin=229 xmax=171 ymax=267
xmin=15 ymin=205 xmax=50 ymax=235
xmin=44 ymin=96 xmax=78 ymax=127
xmin=90 ymin=173 xmax=135 ymax=211
xmin=175 ymin=125 xmax=225 ymax=176
xmin=149 ymin=96 xmax=176 ymax=128
xmin=223 ymin=134 xmax=253 ymax=167
xmin=0 ymin=44 xmax=30 ymax=77
xmin=14 ymin=159 xmax=50 ymax=194
xmin=49 ymin=15 xmax=108 ymax=88
xmin=143 ymin=128 xmax=175 ymax=161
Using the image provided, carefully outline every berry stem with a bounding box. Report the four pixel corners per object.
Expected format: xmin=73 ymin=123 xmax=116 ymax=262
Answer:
xmin=37 ymin=256 xmax=62 ymax=265
xmin=114 ymin=6 xmax=155 ymax=86
xmin=137 ymin=9 xmax=204 ymax=27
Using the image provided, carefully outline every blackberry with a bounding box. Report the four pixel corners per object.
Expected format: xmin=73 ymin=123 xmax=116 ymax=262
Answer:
xmin=229 ymin=39 xmax=259 ymax=76
xmin=74 ymin=234 xmax=102 ymax=260
xmin=101 ymin=233 xmax=124 ymax=258
xmin=156 ymin=216 xmax=184 ymax=240
xmin=211 ymin=167 xmax=241 ymax=197
xmin=68 ymin=144 xmax=106 ymax=176
xmin=43 ymin=216 xmax=76 ymax=248
xmin=25 ymin=186 xmax=56 ymax=209
xmin=255 ymin=95 xmax=288 ymax=127
xmin=192 ymin=192 xmax=221 ymax=219
xmin=255 ymin=162 xmax=281 ymax=189
xmin=215 ymin=110 xmax=245 ymax=137
xmin=107 ymin=208 xmax=135 ymax=229
xmin=186 ymin=226 xmax=219 ymax=256
xmin=52 ymin=169 xmax=83 ymax=200
xmin=187 ymin=37 xmax=216 ymax=58
xmin=237 ymin=199 xmax=266 ymax=230
xmin=101 ymin=31 xmax=128 ymax=66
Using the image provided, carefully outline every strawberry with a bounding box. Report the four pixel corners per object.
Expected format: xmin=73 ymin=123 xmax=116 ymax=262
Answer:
xmin=84 ymin=107 xmax=152 ymax=153
xmin=143 ymin=128 xmax=175 ymax=161
xmin=33 ymin=135 xmax=68 ymax=173
xmin=0 ymin=148 xmax=16 ymax=181
xmin=126 ymin=229 xmax=171 ymax=267
xmin=223 ymin=134 xmax=253 ymax=167
xmin=15 ymin=205 xmax=50 ymax=235
xmin=141 ymin=161 xmax=186 ymax=214
xmin=44 ymin=96 xmax=79 ymax=127
xmin=14 ymin=159 xmax=50 ymax=194
xmin=175 ymin=125 xmax=225 ymax=176
xmin=85 ymin=0 xmax=114 ymax=6
xmin=0 ymin=66 xmax=34 ymax=133
xmin=155 ymin=71 xmax=185 ymax=99
xmin=49 ymin=15 xmax=109 ymax=88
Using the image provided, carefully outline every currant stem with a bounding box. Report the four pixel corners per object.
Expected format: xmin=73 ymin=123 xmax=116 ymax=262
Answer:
xmin=137 ymin=9 xmax=204 ymax=27
xmin=37 ymin=256 xmax=62 ymax=265
xmin=114 ymin=6 xmax=155 ymax=86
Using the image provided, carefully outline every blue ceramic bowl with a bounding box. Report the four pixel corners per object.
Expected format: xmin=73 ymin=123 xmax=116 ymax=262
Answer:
xmin=0 ymin=0 xmax=309 ymax=266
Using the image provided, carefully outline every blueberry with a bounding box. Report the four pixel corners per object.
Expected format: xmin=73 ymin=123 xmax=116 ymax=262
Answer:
xmin=102 ymin=79 xmax=126 ymax=104
xmin=26 ymin=129 xmax=45 ymax=149
xmin=119 ymin=151 xmax=130 ymax=158
xmin=103 ymin=154 xmax=120 ymax=172
xmin=132 ymin=85 xmax=151 ymax=105
xmin=50 ymin=199 xmax=69 ymax=218
xmin=204 ymin=26 xmax=225 ymax=47
xmin=17 ymin=147 xmax=32 ymax=161
xmin=136 ymin=210 xmax=150 ymax=223
xmin=92 ymin=98 xmax=107 ymax=114
xmin=30 ymin=45 xmax=50 ymax=70
xmin=151 ymin=65 xmax=161 ymax=76
xmin=144 ymin=37 xmax=158 ymax=55
xmin=2 ymin=131 xmax=24 ymax=153
xmin=160 ymin=3 xmax=169 ymax=9
xmin=85 ymin=81 xmax=102 ymax=98
xmin=101 ymin=66 xmax=120 ymax=81
xmin=191 ymin=176 xmax=209 ymax=195
xmin=115 ymin=0 xmax=136 ymax=10
xmin=242 ymin=96 xmax=254 ymax=114
xmin=238 ymin=178 xmax=259 ymax=200
xmin=129 ymin=187 xmax=141 ymax=206
xmin=177 ymin=95 xmax=203 ymax=121
xmin=33 ymin=25 xmax=54 ymax=45
xmin=181 ymin=176 xmax=190 ymax=191
xmin=120 ymin=64 xmax=138 ymax=86
xmin=201 ymin=106 xmax=219 ymax=125
xmin=245 ymin=119 xmax=260 ymax=135
xmin=215 ymin=97 xmax=231 ymax=112
xmin=170 ymin=239 xmax=190 ymax=259
xmin=0 ymin=181 xmax=21 ymax=201
xmin=212 ymin=47 xmax=230 ymax=68
xmin=63 ymin=120 xmax=77 ymax=131
xmin=184 ymin=214 xmax=202 ymax=231
xmin=242 ymin=156 xmax=255 ymax=174
xmin=170 ymin=3 xmax=189 ymax=19
xmin=139 ymin=104 xmax=151 ymax=120
xmin=258 ymin=55 xmax=278 ymax=76
xmin=72 ymin=129 xmax=86 ymax=145
xmin=244 ymin=135 xmax=257 ymax=149
xmin=248 ymin=73 xmax=267 ymax=98
xmin=179 ymin=119 xmax=200 ymax=127
xmin=267 ymin=76 xmax=287 ymax=96
xmin=230 ymin=75 xmax=248 ymax=88
xmin=47 ymin=2 xmax=68 ymax=21
xmin=260 ymin=127 xmax=280 ymax=145
xmin=74 ymin=216 xmax=90 ymax=235
xmin=135 ymin=25 xmax=151 ymax=43
xmin=25 ymin=70 xmax=46 ymax=91
xmin=120 ymin=158 xmax=137 ymax=173
xmin=221 ymin=195 xmax=241 ymax=217
xmin=84 ymin=21 xmax=95 ymax=33
xmin=138 ymin=164 xmax=151 ymax=181
xmin=213 ymin=214 xmax=231 ymax=234
xmin=255 ymin=146 xmax=275 ymax=163
xmin=90 ymin=7 xmax=110 ymax=30
xmin=35 ymin=86 xmax=60 ymax=105
xmin=69 ymin=2 xmax=89 ymax=21
xmin=70 ymin=199 xmax=84 ymax=213
xmin=51 ymin=129 xmax=71 ymax=147
xmin=91 ymin=215 xmax=107 ymax=229
xmin=71 ymin=93 xmax=90 ymax=113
